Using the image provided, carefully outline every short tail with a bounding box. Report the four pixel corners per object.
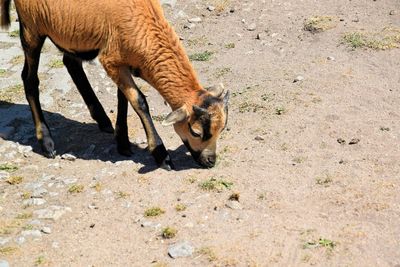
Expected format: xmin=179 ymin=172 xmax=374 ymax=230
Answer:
xmin=1 ymin=0 xmax=11 ymax=29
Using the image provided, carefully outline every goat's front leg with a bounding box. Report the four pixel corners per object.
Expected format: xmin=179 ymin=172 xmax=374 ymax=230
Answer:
xmin=104 ymin=64 xmax=173 ymax=170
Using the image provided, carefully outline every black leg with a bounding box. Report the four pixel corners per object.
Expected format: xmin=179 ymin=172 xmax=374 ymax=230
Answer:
xmin=63 ymin=53 xmax=113 ymax=133
xmin=115 ymin=88 xmax=132 ymax=156
xmin=20 ymin=32 xmax=55 ymax=158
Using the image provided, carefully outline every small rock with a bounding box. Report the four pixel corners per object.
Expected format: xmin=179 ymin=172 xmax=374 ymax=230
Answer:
xmin=0 ymin=237 xmax=10 ymax=246
xmin=32 ymin=188 xmax=48 ymax=198
xmin=247 ymin=23 xmax=257 ymax=31
xmin=0 ymin=260 xmax=9 ymax=267
xmin=61 ymin=153 xmax=76 ymax=161
xmin=327 ymin=56 xmax=335 ymax=61
xmin=254 ymin=135 xmax=264 ymax=141
xmin=230 ymin=7 xmax=236 ymax=13
xmin=140 ymin=220 xmax=162 ymax=229
xmin=337 ymin=138 xmax=346 ymax=145
xmin=207 ymin=5 xmax=215 ymax=11
xmin=88 ymin=203 xmax=99 ymax=210
xmin=293 ymin=75 xmax=304 ymax=83
xmin=188 ymin=17 xmax=202 ymax=23
xmin=225 ymin=200 xmax=242 ymax=210
xmin=256 ymin=32 xmax=267 ymax=40
xmin=63 ymin=178 xmax=78 ymax=185
xmin=34 ymin=206 xmax=71 ymax=221
xmin=15 ymin=236 xmax=26 ymax=245
xmin=29 ymin=220 xmax=42 ymax=225
xmin=24 ymin=182 xmax=44 ymax=190
xmin=52 ymin=242 xmax=59 ymax=249
xmin=352 ymin=17 xmax=359 ymax=22
xmin=389 ymin=10 xmax=395 ymax=15
xmin=21 ymin=230 xmax=42 ymax=238
xmin=0 ymin=171 xmax=10 ymax=180
xmin=339 ymin=159 xmax=345 ymax=164
xmin=168 ymin=241 xmax=194 ymax=258
xmin=348 ymin=138 xmax=360 ymax=145
xmin=41 ymin=227 xmax=51 ymax=234
xmin=23 ymin=198 xmax=46 ymax=206
xmin=160 ymin=0 xmax=176 ymax=8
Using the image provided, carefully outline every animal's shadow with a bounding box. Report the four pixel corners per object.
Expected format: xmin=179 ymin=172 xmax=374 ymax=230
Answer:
xmin=0 ymin=101 xmax=200 ymax=173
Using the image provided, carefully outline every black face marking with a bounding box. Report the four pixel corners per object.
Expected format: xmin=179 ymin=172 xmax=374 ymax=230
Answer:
xmin=183 ymin=140 xmax=201 ymax=160
xmin=200 ymin=95 xmax=221 ymax=109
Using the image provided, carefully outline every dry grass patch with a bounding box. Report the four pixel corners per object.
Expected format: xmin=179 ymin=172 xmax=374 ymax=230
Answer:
xmin=343 ymin=27 xmax=400 ymax=50
xmin=304 ymin=16 xmax=337 ymax=33
xmin=68 ymin=184 xmax=84 ymax=194
xmin=144 ymin=207 xmax=165 ymax=217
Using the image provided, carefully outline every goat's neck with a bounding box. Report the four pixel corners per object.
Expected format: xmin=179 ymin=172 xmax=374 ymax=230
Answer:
xmin=141 ymin=27 xmax=202 ymax=110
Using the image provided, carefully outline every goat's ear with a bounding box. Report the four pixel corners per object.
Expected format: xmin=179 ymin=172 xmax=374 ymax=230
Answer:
xmin=222 ymin=90 xmax=230 ymax=106
xmin=162 ymin=106 xmax=189 ymax=126
xmin=206 ymin=83 xmax=225 ymax=98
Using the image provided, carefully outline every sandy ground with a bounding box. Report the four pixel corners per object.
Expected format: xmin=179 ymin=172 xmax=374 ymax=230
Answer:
xmin=1 ymin=0 xmax=400 ymax=266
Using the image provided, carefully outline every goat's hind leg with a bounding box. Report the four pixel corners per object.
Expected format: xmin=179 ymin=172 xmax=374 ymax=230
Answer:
xmin=20 ymin=33 xmax=55 ymax=157
xmin=63 ymin=53 xmax=113 ymax=133
xmin=115 ymin=89 xmax=132 ymax=156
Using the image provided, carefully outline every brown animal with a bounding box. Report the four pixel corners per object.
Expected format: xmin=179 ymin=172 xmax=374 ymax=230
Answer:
xmin=0 ymin=0 xmax=229 ymax=169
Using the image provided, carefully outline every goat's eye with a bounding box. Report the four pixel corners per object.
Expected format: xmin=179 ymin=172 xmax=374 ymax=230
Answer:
xmin=188 ymin=123 xmax=201 ymax=138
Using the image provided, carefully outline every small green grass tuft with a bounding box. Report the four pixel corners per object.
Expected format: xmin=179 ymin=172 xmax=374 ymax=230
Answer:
xmin=214 ymin=67 xmax=232 ymax=78
xmin=115 ymin=191 xmax=130 ymax=199
xmin=0 ymin=163 xmax=18 ymax=172
xmin=304 ymin=16 xmax=336 ymax=33
xmin=199 ymin=177 xmax=233 ymax=192
xmin=21 ymin=192 xmax=32 ymax=200
xmin=275 ymin=107 xmax=286 ymax=115
xmin=0 ymin=69 xmax=7 ymax=77
xmin=161 ymin=227 xmax=177 ymax=239
xmin=0 ymin=246 xmax=18 ymax=255
xmin=6 ymin=176 xmax=23 ymax=185
xmin=316 ymin=174 xmax=333 ymax=186
xmin=8 ymin=29 xmax=19 ymax=37
xmin=68 ymin=184 xmax=84 ymax=194
xmin=10 ymin=55 xmax=24 ymax=65
xmin=225 ymin=42 xmax=235 ymax=49
xmin=197 ymin=246 xmax=218 ymax=262
xmin=144 ymin=207 xmax=165 ymax=217
xmin=34 ymin=255 xmax=46 ymax=266
xmin=15 ymin=212 xmax=33 ymax=220
xmin=175 ymin=203 xmax=187 ymax=212
xmin=91 ymin=182 xmax=102 ymax=192
xmin=48 ymin=59 xmax=64 ymax=68
xmin=318 ymin=238 xmax=336 ymax=249
xmin=189 ymin=51 xmax=213 ymax=61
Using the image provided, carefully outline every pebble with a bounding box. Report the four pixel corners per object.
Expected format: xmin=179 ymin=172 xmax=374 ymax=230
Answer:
xmin=327 ymin=56 xmax=335 ymax=61
xmin=0 ymin=237 xmax=10 ymax=246
xmin=21 ymin=230 xmax=42 ymax=238
xmin=23 ymin=198 xmax=47 ymax=206
xmin=168 ymin=241 xmax=194 ymax=258
xmin=140 ymin=220 xmax=162 ymax=229
xmin=247 ymin=23 xmax=257 ymax=31
xmin=254 ymin=135 xmax=264 ymax=141
xmin=225 ymin=200 xmax=243 ymax=210
xmin=389 ymin=10 xmax=395 ymax=15
xmin=52 ymin=242 xmax=59 ymax=249
xmin=15 ymin=236 xmax=26 ymax=245
xmin=0 ymin=171 xmax=10 ymax=180
xmin=349 ymin=138 xmax=360 ymax=145
xmin=0 ymin=260 xmax=9 ymax=267
xmin=337 ymin=138 xmax=346 ymax=145
xmin=188 ymin=17 xmax=202 ymax=23
xmin=61 ymin=153 xmax=77 ymax=161
xmin=41 ymin=227 xmax=52 ymax=234
xmin=63 ymin=178 xmax=78 ymax=185
xmin=207 ymin=5 xmax=215 ymax=11
xmin=32 ymin=188 xmax=48 ymax=198
xmin=293 ymin=75 xmax=304 ymax=83
xmin=160 ymin=0 xmax=176 ymax=8
xmin=256 ymin=32 xmax=267 ymax=40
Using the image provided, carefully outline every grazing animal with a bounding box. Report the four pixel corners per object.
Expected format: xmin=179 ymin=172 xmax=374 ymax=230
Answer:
xmin=0 ymin=0 xmax=229 ymax=170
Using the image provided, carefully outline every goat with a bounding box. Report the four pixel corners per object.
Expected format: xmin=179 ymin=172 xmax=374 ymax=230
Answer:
xmin=1 ymin=0 xmax=229 ymax=170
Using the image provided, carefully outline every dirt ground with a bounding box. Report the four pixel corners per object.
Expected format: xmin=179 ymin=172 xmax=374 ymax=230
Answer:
xmin=1 ymin=0 xmax=400 ymax=266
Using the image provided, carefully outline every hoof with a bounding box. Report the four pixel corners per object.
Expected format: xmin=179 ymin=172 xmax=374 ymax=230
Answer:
xmin=40 ymin=137 xmax=55 ymax=159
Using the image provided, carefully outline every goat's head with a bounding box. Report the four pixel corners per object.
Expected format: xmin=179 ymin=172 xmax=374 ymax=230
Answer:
xmin=162 ymin=84 xmax=229 ymax=168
